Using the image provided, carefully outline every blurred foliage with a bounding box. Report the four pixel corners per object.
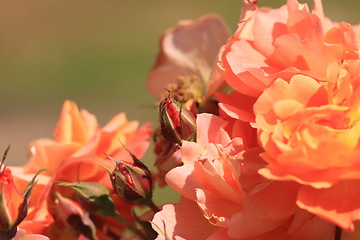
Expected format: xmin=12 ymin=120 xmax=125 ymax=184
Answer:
xmin=0 ymin=0 xmax=359 ymax=203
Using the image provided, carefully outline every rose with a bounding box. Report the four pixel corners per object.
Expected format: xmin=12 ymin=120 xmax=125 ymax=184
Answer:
xmin=10 ymin=100 xmax=152 ymax=238
xmin=254 ymin=71 xmax=360 ymax=231
xmin=215 ymin=0 xmax=360 ymax=123
xmin=152 ymin=114 xmax=308 ymax=239
xmin=22 ymin=101 xmax=151 ymax=186
xmin=147 ymin=15 xmax=229 ymax=98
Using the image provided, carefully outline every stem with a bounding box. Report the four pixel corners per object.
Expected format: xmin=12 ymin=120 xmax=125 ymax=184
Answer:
xmin=113 ymin=212 xmax=147 ymax=240
xmin=335 ymin=226 xmax=342 ymax=240
xmin=148 ymin=200 xmax=160 ymax=213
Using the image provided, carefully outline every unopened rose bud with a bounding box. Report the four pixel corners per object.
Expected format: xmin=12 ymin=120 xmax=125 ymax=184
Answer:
xmin=107 ymin=154 xmax=152 ymax=205
xmin=0 ymin=167 xmax=25 ymax=234
xmin=159 ymin=96 xmax=196 ymax=145
xmin=0 ymin=146 xmax=45 ymax=239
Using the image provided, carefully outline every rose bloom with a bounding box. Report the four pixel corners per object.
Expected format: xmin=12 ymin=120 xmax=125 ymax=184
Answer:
xmin=10 ymin=100 xmax=152 ymax=238
xmin=254 ymin=70 xmax=360 ymax=232
xmin=147 ymin=14 xmax=229 ymax=98
xmin=24 ymin=100 xmax=151 ymax=184
xmin=151 ymin=113 xmax=349 ymax=239
xmin=214 ymin=0 xmax=360 ymax=122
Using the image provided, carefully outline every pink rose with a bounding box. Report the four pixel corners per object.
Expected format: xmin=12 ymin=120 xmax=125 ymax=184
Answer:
xmin=152 ymin=114 xmax=308 ymax=239
xmin=147 ymin=15 xmax=229 ymax=98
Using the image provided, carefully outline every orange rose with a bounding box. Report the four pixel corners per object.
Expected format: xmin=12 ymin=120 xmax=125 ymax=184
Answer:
xmin=214 ymin=0 xmax=360 ymax=122
xmin=10 ymin=100 xmax=152 ymax=237
xmin=23 ymin=101 xmax=151 ymax=185
xmin=254 ymin=70 xmax=360 ymax=231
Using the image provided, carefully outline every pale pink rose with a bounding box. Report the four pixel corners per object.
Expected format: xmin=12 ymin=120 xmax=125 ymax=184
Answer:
xmin=152 ymin=197 xmax=219 ymax=240
xmin=152 ymin=113 xmax=307 ymax=239
xmin=147 ymin=14 xmax=229 ymax=97
xmin=152 ymin=112 xmax=355 ymax=239
xmin=153 ymin=192 xmax=342 ymax=240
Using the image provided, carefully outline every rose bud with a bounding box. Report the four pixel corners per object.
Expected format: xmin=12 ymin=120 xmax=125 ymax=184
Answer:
xmin=106 ymin=153 xmax=153 ymax=206
xmin=159 ymin=96 xmax=196 ymax=145
xmin=0 ymin=146 xmax=44 ymax=239
xmin=0 ymin=167 xmax=26 ymax=238
xmin=52 ymin=192 xmax=96 ymax=240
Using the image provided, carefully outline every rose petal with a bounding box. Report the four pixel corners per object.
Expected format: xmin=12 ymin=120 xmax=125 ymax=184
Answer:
xmin=152 ymin=198 xmax=218 ymax=240
xmin=147 ymin=15 xmax=229 ymax=97
xmin=297 ymin=180 xmax=360 ymax=231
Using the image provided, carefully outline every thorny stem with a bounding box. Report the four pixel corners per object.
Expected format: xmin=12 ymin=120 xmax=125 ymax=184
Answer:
xmin=148 ymin=200 xmax=161 ymax=213
xmin=335 ymin=226 xmax=342 ymax=240
xmin=113 ymin=212 xmax=147 ymax=240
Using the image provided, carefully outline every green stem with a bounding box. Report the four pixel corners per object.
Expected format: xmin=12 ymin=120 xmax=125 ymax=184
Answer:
xmin=113 ymin=212 xmax=147 ymax=240
xmin=335 ymin=226 xmax=342 ymax=240
xmin=148 ymin=200 xmax=160 ymax=213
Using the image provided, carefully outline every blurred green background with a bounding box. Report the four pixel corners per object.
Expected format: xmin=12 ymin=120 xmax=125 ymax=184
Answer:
xmin=0 ymin=0 xmax=358 ymax=203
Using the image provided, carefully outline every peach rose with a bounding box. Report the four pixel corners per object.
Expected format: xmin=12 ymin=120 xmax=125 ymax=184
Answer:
xmin=214 ymin=0 xmax=360 ymax=122
xmin=152 ymin=113 xmax=311 ymax=239
xmin=254 ymin=70 xmax=360 ymax=231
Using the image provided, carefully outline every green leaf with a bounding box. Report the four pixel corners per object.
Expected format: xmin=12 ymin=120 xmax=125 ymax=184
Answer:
xmin=16 ymin=169 xmax=49 ymax=226
xmin=0 ymin=145 xmax=10 ymax=170
xmin=57 ymin=181 xmax=116 ymax=217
